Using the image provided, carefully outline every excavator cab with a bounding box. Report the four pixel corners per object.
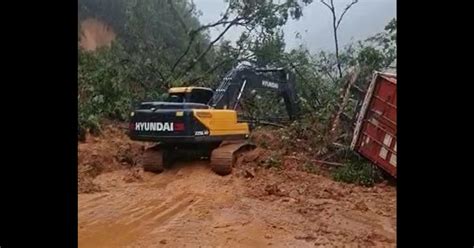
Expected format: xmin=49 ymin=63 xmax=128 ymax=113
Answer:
xmin=166 ymin=87 xmax=214 ymax=105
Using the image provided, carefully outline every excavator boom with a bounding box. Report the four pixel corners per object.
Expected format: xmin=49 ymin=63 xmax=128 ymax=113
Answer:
xmin=210 ymin=65 xmax=300 ymax=120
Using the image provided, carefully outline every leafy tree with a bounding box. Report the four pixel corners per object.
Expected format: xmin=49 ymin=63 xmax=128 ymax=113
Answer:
xmin=78 ymin=0 xmax=396 ymax=138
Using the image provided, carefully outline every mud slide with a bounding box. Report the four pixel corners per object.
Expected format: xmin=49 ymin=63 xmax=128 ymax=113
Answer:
xmin=78 ymin=125 xmax=396 ymax=247
xmin=79 ymin=18 xmax=116 ymax=51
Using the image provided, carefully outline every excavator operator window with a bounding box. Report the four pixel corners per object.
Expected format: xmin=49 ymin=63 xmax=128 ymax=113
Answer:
xmin=189 ymin=89 xmax=213 ymax=105
xmin=166 ymin=93 xmax=185 ymax=103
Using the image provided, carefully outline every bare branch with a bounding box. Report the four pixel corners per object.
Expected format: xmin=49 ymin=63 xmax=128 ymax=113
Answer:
xmin=148 ymin=64 xmax=167 ymax=83
xmin=320 ymin=0 xmax=358 ymax=78
xmin=221 ymin=4 xmax=232 ymax=20
xmin=175 ymin=18 xmax=242 ymax=81
xmin=187 ymin=57 xmax=235 ymax=84
xmin=184 ymin=24 xmax=257 ymax=84
xmin=170 ymin=35 xmax=196 ymax=73
xmin=320 ymin=0 xmax=333 ymax=10
xmin=187 ymin=0 xmax=196 ymax=15
xmin=169 ymin=15 xmax=247 ymax=79
xmin=167 ymin=2 xmax=236 ymax=77
xmin=336 ymin=0 xmax=358 ymax=29
xmin=191 ymin=3 xmax=233 ymax=34
xmin=193 ymin=20 xmax=235 ymax=34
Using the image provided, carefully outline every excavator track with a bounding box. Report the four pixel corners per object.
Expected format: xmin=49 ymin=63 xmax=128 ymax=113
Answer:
xmin=210 ymin=141 xmax=256 ymax=176
xmin=140 ymin=145 xmax=165 ymax=173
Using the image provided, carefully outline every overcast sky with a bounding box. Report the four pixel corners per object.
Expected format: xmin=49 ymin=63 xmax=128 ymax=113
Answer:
xmin=194 ymin=0 xmax=396 ymax=53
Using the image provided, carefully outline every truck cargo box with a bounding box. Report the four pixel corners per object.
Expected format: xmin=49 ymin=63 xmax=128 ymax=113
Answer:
xmin=351 ymin=72 xmax=397 ymax=178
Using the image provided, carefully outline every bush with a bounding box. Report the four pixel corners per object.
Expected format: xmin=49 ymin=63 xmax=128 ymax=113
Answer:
xmin=78 ymin=44 xmax=136 ymax=135
xmin=282 ymin=114 xmax=331 ymax=152
xmin=332 ymin=154 xmax=383 ymax=186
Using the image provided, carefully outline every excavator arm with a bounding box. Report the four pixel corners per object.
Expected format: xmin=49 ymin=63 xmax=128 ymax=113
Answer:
xmin=210 ymin=65 xmax=300 ymax=121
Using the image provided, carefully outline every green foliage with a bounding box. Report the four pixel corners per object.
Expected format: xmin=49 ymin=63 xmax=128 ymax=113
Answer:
xmin=332 ymin=155 xmax=383 ymax=186
xmin=78 ymin=0 xmax=318 ymax=135
xmin=78 ymin=44 xmax=135 ymax=134
xmin=280 ymin=114 xmax=330 ymax=154
xmin=78 ymin=103 xmax=101 ymax=136
xmin=78 ymin=0 xmax=211 ymax=134
xmin=366 ymin=17 xmax=396 ymax=68
xmin=77 ymin=0 xmax=396 ymax=140
xmin=252 ymin=29 xmax=286 ymax=67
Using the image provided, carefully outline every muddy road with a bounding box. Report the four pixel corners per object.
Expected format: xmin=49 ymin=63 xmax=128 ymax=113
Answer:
xmin=78 ymin=125 xmax=396 ymax=247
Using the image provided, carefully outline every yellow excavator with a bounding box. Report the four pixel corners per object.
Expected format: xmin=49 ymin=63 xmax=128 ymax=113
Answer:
xmin=127 ymin=64 xmax=300 ymax=175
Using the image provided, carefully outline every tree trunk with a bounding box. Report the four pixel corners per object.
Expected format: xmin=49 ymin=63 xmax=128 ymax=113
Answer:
xmin=332 ymin=12 xmax=342 ymax=78
xmin=329 ymin=68 xmax=359 ymax=142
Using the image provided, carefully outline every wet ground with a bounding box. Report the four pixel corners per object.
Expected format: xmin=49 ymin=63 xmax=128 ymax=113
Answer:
xmin=78 ymin=125 xmax=396 ymax=247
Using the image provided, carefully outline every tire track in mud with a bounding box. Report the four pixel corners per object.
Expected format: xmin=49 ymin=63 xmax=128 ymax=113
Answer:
xmin=79 ymin=190 xmax=202 ymax=248
xmin=79 ymin=162 xmax=230 ymax=248
xmin=79 ymin=159 xmax=396 ymax=248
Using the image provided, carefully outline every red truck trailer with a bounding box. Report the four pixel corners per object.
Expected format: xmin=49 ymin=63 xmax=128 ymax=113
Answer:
xmin=351 ymin=71 xmax=397 ymax=178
